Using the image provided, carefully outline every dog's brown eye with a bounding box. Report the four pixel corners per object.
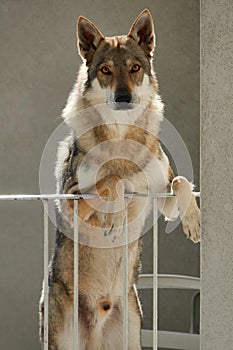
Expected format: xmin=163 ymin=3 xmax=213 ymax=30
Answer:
xmin=131 ymin=64 xmax=141 ymax=73
xmin=100 ymin=66 xmax=111 ymax=75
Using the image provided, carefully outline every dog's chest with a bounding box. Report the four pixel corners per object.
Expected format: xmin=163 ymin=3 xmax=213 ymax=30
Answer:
xmin=77 ymin=123 xmax=168 ymax=193
xmin=78 ymin=155 xmax=169 ymax=194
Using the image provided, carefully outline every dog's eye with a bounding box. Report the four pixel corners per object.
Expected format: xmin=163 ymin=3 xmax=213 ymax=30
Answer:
xmin=131 ymin=64 xmax=141 ymax=73
xmin=100 ymin=66 xmax=111 ymax=75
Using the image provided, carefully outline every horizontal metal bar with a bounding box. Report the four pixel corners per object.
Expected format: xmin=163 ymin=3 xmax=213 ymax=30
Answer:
xmin=0 ymin=194 xmax=100 ymax=200
xmin=137 ymin=274 xmax=200 ymax=290
xmin=141 ymin=330 xmax=200 ymax=349
xmin=0 ymin=192 xmax=200 ymax=201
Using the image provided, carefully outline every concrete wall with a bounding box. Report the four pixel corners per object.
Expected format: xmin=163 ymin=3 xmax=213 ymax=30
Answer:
xmin=201 ymin=1 xmax=233 ymax=349
xmin=0 ymin=1 xmax=199 ymax=349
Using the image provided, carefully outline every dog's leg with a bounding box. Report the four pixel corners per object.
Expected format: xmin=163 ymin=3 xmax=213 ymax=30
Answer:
xmin=127 ymin=287 xmax=142 ymax=350
xmin=128 ymin=313 xmax=142 ymax=349
xmin=63 ymin=174 xmax=126 ymax=237
xmin=95 ymin=175 xmax=126 ymax=235
xmin=39 ymin=291 xmax=63 ymax=350
xmin=159 ymin=175 xmax=200 ymax=243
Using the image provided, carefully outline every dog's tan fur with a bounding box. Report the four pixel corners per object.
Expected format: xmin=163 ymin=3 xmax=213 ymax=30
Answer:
xmin=39 ymin=9 xmax=200 ymax=349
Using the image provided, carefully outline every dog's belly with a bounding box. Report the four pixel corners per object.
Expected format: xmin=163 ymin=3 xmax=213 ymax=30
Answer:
xmin=57 ymin=310 xmax=86 ymax=350
xmin=78 ymin=242 xmax=140 ymax=296
xmin=56 ymin=242 xmax=140 ymax=349
xmin=57 ymin=308 xmax=123 ymax=350
xmin=57 ymin=292 xmax=140 ymax=350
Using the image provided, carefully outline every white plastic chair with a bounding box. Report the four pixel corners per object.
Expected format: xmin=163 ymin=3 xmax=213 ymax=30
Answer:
xmin=137 ymin=274 xmax=200 ymax=349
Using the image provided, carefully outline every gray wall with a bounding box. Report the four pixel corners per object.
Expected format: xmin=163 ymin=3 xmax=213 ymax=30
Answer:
xmin=0 ymin=1 xmax=199 ymax=349
xmin=201 ymin=1 xmax=233 ymax=349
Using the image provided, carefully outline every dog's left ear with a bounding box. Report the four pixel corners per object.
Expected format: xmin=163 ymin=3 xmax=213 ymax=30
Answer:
xmin=128 ymin=9 xmax=155 ymax=56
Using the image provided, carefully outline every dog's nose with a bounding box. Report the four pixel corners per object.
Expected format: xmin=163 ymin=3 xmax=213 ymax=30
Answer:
xmin=115 ymin=89 xmax=132 ymax=104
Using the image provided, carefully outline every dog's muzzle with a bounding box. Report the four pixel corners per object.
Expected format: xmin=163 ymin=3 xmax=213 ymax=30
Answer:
xmin=114 ymin=89 xmax=133 ymax=110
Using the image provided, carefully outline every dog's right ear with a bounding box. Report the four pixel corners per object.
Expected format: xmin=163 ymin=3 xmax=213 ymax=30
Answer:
xmin=77 ymin=16 xmax=104 ymax=62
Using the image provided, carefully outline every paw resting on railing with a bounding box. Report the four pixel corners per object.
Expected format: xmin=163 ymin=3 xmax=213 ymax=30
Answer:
xmin=61 ymin=175 xmax=126 ymax=236
xmin=172 ymin=176 xmax=200 ymax=243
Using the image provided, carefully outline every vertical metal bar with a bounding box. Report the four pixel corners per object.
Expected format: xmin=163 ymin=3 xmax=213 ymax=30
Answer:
xmin=153 ymin=198 xmax=158 ymax=350
xmin=123 ymin=199 xmax=128 ymax=350
xmin=43 ymin=200 xmax=49 ymax=350
xmin=73 ymin=200 xmax=79 ymax=350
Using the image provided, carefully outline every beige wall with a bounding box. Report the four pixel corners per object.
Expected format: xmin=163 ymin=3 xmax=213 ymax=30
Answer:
xmin=0 ymin=1 xmax=199 ymax=349
xmin=201 ymin=1 xmax=233 ymax=349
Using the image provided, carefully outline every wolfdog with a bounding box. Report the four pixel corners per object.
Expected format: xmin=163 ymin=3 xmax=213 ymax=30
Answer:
xmin=39 ymin=9 xmax=200 ymax=350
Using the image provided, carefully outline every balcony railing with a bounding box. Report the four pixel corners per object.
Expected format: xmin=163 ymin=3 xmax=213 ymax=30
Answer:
xmin=0 ymin=192 xmax=200 ymax=350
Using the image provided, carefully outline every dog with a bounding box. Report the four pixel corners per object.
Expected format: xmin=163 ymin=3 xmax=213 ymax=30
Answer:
xmin=39 ymin=9 xmax=200 ymax=350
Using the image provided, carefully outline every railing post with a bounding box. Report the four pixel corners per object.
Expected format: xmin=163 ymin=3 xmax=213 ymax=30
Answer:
xmin=73 ymin=200 xmax=79 ymax=350
xmin=153 ymin=197 xmax=158 ymax=349
xmin=43 ymin=199 xmax=49 ymax=350
xmin=123 ymin=198 xmax=128 ymax=350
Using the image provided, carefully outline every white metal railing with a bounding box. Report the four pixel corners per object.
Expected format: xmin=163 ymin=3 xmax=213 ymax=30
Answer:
xmin=73 ymin=200 xmax=79 ymax=350
xmin=123 ymin=199 xmax=129 ymax=349
xmin=153 ymin=198 xmax=158 ymax=349
xmin=43 ymin=199 xmax=49 ymax=349
xmin=0 ymin=192 xmax=200 ymax=350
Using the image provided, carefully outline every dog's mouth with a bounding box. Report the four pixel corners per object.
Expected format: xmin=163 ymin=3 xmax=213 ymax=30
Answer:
xmin=107 ymin=101 xmax=139 ymax=111
xmin=105 ymin=90 xmax=140 ymax=111
xmin=112 ymin=102 xmax=136 ymax=110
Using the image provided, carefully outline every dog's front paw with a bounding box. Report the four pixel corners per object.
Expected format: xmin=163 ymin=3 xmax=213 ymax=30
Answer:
xmin=181 ymin=201 xmax=200 ymax=243
xmin=172 ymin=176 xmax=193 ymax=197
xmin=102 ymin=209 xmax=126 ymax=237
xmin=172 ymin=176 xmax=200 ymax=243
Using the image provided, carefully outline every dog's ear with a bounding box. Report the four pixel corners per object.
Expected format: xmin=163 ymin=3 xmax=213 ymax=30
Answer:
xmin=128 ymin=9 xmax=155 ymax=56
xmin=77 ymin=16 xmax=104 ymax=62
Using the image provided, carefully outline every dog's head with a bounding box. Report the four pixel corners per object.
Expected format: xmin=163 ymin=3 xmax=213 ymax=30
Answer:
xmin=77 ymin=9 xmax=157 ymax=110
